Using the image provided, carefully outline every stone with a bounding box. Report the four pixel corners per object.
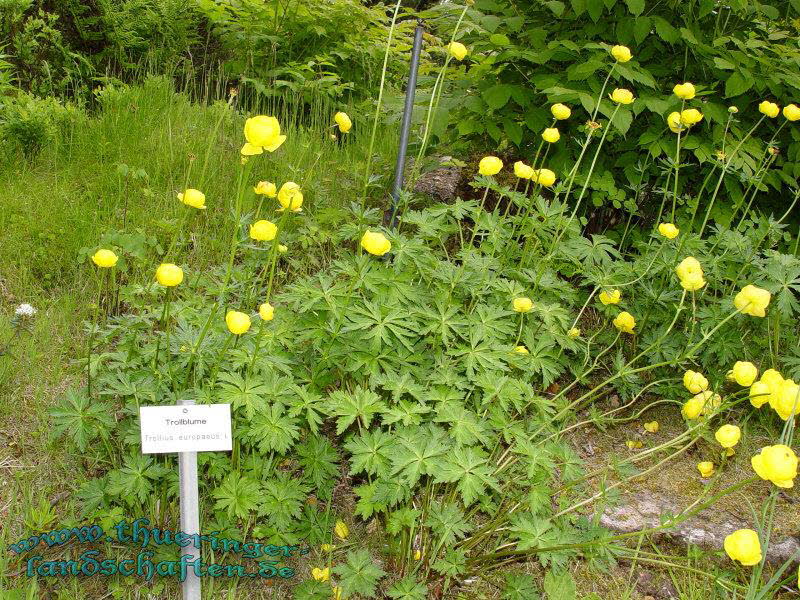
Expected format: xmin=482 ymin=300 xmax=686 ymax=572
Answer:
xmin=412 ymin=158 xmax=463 ymax=201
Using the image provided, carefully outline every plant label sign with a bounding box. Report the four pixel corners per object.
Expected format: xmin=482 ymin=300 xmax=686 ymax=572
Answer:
xmin=139 ymin=404 xmax=232 ymax=454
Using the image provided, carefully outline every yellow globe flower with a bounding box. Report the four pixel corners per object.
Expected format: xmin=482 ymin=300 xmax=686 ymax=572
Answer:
xmin=178 ymin=188 xmax=207 ymax=210
xmin=675 ymin=256 xmax=702 ymax=280
xmin=612 ymin=311 xmax=636 ymax=334
xmin=758 ymin=101 xmax=780 ymax=118
xmin=658 ymin=223 xmax=679 ymax=239
xmin=644 ymin=421 xmax=659 ymax=433
xmin=610 ymin=88 xmax=635 ymax=104
xmin=242 ymin=115 xmax=286 ymax=155
xmin=254 ymin=181 xmax=277 ymax=197
xmin=156 ymin=263 xmax=183 ymax=287
xmin=567 ymin=327 xmax=581 ymax=339
xmin=680 ymin=271 xmax=706 ymax=291
xmin=551 ymin=103 xmax=571 ymax=120
xmin=334 ymin=520 xmax=349 ymax=540
xmin=673 ymin=82 xmax=696 ymax=100
xmin=448 ymin=41 xmax=468 ymax=61
xmin=772 ymin=379 xmax=800 ymax=421
xmin=278 ymin=244 xmax=288 ymax=253
xmin=610 ymin=45 xmax=632 ymax=62
xmin=599 ymin=289 xmax=621 ymax=305
xmin=729 ymin=361 xmax=758 ymax=387
xmin=680 ymin=108 xmax=704 ymax=126
xmin=541 ymin=128 xmax=560 ymax=143
xmin=277 ymin=182 xmax=303 ymax=212
xmin=697 ymin=461 xmax=715 ymax=478
xmin=225 ymin=310 xmax=251 ymax=335
xmin=682 ymin=390 xmax=721 ymax=419
xmin=715 ymin=424 xmax=741 ymax=449
xmin=513 ymin=297 xmax=534 ymax=313
xmin=249 ymin=219 xmax=277 ymax=242
xmin=751 ymin=445 xmax=798 ymax=488
xmin=414 ymin=549 xmax=422 ymax=561
xmin=783 ymin=103 xmax=800 ymax=122
xmin=92 ymin=249 xmax=118 ymax=268
xmin=320 ymin=544 xmax=335 ymax=552
xmin=478 ymin=156 xmax=503 ymax=176
xmin=626 ymin=439 xmax=643 ymax=449
xmin=749 ymin=381 xmax=771 ymax=408
xmin=683 ymin=370 xmax=709 ymax=394
xmin=729 ymin=105 xmax=739 ymax=114
xmin=532 ymin=168 xmax=556 ymax=187
xmin=513 ymin=161 xmax=534 ymax=179
xmin=733 ymin=285 xmax=771 ymax=317
xmin=259 ymin=302 xmax=275 ymax=321
xmin=311 ymin=567 xmax=330 ymax=582
xmin=360 ymin=230 xmax=391 ymax=256
xmin=334 ymin=112 xmax=352 ymax=133
xmin=514 ymin=345 xmax=529 ymax=355
xmin=724 ymin=529 xmax=762 ymax=566
xmin=667 ymin=111 xmax=684 ymax=134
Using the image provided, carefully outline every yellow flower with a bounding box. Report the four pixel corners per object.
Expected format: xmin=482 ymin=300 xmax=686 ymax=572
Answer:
xmin=610 ymin=88 xmax=635 ymax=105
xmin=225 ymin=310 xmax=251 ymax=335
xmin=749 ymin=381 xmax=771 ymax=408
xmin=612 ymin=311 xmax=635 ymax=334
xmin=734 ymin=285 xmax=771 ymax=317
xmin=249 ymin=219 xmax=277 ymax=242
xmin=259 ymin=302 xmax=275 ymax=321
xmin=728 ymin=105 xmax=739 ymax=113
xmin=729 ymin=361 xmax=758 ymax=387
xmin=724 ymin=529 xmax=762 ymax=566
xmin=334 ymin=112 xmax=352 ymax=133
xmin=682 ymin=390 xmax=721 ymax=419
xmin=680 ymin=108 xmax=704 ymax=126
xmin=92 ymin=249 xmax=118 ymax=268
xmin=242 ymin=115 xmax=286 ymax=155
xmin=626 ymin=440 xmax=643 ymax=449
xmin=673 ymin=82 xmax=696 ymax=100
xmin=311 ymin=567 xmax=330 ymax=582
xmin=783 ymin=103 xmax=800 ymax=121
xmin=680 ymin=271 xmax=706 ymax=291
xmin=448 ymin=41 xmax=468 ymax=61
xmin=758 ymin=100 xmax=780 ymax=118
xmin=532 ymin=168 xmax=556 ymax=187
xmin=513 ymin=297 xmax=534 ymax=313
xmin=178 ymin=188 xmax=207 ymax=209
xmin=751 ymin=445 xmax=798 ymax=488
xmin=675 ymin=256 xmax=702 ymax=280
xmin=541 ymin=128 xmax=560 ymax=143
xmin=361 ymin=230 xmax=391 ymax=256
xmin=320 ymin=544 xmax=335 ymax=552
xmin=567 ymin=327 xmax=581 ymax=339
xmin=683 ymin=370 xmax=709 ymax=394
xmin=514 ymin=345 xmax=529 ymax=355
xmin=658 ymin=223 xmax=679 ymax=239
xmin=279 ymin=244 xmax=288 ymax=253
xmin=551 ymin=103 xmax=571 ymax=120
xmin=667 ymin=111 xmax=684 ymax=134
xmin=697 ymin=461 xmax=715 ymax=478
xmin=599 ymin=289 xmax=621 ymax=305
xmin=610 ymin=45 xmax=632 ymax=62
xmin=478 ymin=156 xmax=503 ymax=176
xmin=277 ymin=182 xmax=303 ymax=212
xmin=254 ymin=181 xmax=277 ymax=197
xmin=772 ymin=379 xmax=800 ymax=421
xmin=414 ymin=549 xmax=422 ymax=561
xmin=334 ymin=520 xmax=349 ymax=540
xmin=714 ymin=424 xmax=741 ymax=449
xmin=155 ymin=263 xmax=183 ymax=287
xmin=332 ymin=586 xmax=342 ymax=600
xmin=644 ymin=421 xmax=659 ymax=433
xmin=513 ymin=161 xmax=534 ymax=179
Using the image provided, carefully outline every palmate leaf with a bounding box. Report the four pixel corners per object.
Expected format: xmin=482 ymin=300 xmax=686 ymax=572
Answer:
xmin=295 ymin=435 xmax=339 ymax=494
xmin=341 ymin=301 xmax=421 ymax=353
xmin=345 ymin=430 xmax=394 ymax=477
xmin=448 ymin=334 xmax=509 ymax=379
xmin=434 ymin=445 xmax=499 ymax=506
xmin=260 ymin=473 xmax=309 ymax=530
xmin=387 ymin=576 xmax=428 ymax=600
xmin=286 ymin=385 xmax=325 ymax=434
xmin=333 ymin=549 xmax=386 ymax=599
xmin=217 ymin=372 xmax=269 ymax=419
xmin=212 ymin=473 xmax=261 ymax=520
xmin=247 ymin=404 xmax=299 ymax=454
xmin=502 ymin=573 xmax=541 ymax=600
xmin=327 ymin=387 xmax=386 ymax=434
xmin=424 ymin=502 xmax=473 ymax=546
xmin=381 ymin=399 xmax=431 ymax=427
xmin=390 ymin=425 xmax=450 ymax=487
xmin=107 ymin=455 xmax=169 ymax=506
xmin=50 ymin=388 xmax=115 ymax=451
xmin=518 ymin=335 xmax=566 ymax=388
xmin=415 ymin=298 xmax=468 ymax=347
xmin=371 ymin=370 xmax=427 ymax=403
xmin=433 ymin=401 xmax=491 ymax=447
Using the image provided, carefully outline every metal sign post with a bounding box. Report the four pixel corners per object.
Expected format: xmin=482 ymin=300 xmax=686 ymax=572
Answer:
xmin=388 ymin=21 xmax=425 ymax=228
xmin=178 ymin=398 xmax=201 ymax=599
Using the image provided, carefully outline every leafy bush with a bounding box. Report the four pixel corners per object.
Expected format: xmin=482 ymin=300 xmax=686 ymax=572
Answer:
xmin=0 ymin=91 xmax=83 ymax=156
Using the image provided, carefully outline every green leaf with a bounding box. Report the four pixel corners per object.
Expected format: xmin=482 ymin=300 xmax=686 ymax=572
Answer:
xmin=248 ymin=404 xmax=299 ymax=453
xmin=333 ymin=550 xmax=386 ymax=599
xmin=503 ymin=119 xmax=523 ymax=145
xmin=328 ymin=387 xmax=386 ymax=434
xmin=586 ymin=0 xmax=604 ymax=21
xmin=625 ymin=0 xmax=644 ymax=16
xmin=503 ymin=573 xmax=541 ymax=600
xmin=544 ymin=569 xmax=576 ymax=600
xmin=387 ymin=576 xmax=428 ymax=600
xmin=545 ymin=1 xmax=565 ymax=16
xmin=212 ymin=473 xmax=261 ymax=520
xmin=633 ymin=16 xmax=650 ymax=45
xmin=725 ymin=71 xmax=753 ymax=97
xmin=482 ymin=84 xmax=514 ymax=110
xmin=489 ymin=33 xmax=510 ymax=45
xmin=50 ymin=388 xmax=115 ymax=451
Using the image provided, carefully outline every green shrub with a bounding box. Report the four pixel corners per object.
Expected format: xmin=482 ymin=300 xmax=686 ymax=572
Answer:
xmin=0 ymin=92 xmax=82 ymax=156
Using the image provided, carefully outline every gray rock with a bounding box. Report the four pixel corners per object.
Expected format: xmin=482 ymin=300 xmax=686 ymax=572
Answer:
xmin=412 ymin=161 xmax=463 ymax=201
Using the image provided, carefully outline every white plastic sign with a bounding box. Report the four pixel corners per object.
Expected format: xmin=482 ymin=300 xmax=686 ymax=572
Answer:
xmin=139 ymin=404 xmax=232 ymax=453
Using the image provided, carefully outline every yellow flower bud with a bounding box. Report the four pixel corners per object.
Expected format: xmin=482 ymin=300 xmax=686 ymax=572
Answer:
xmin=610 ymin=45 xmax=632 ymax=62
xmin=728 ymin=105 xmax=739 ymax=113
xmin=783 ymin=103 xmax=800 ymax=121
xmin=92 ymin=249 xmax=118 ymax=268
xmin=643 ymin=421 xmax=659 ymax=433
xmin=667 ymin=112 xmax=684 ymax=134
xmin=259 ymin=302 xmax=274 ymax=321
xmin=730 ymin=361 xmax=758 ymax=387
xmin=567 ymin=327 xmax=581 ymax=339
xmin=334 ymin=520 xmax=349 ymax=540
xmin=679 ymin=271 xmax=706 ymax=291
xmin=513 ymin=161 xmax=534 ymax=179
xmin=334 ymin=112 xmax=352 ymax=133
xmin=277 ymin=182 xmax=303 ymax=212
xmin=541 ymin=128 xmax=560 ymax=143
xmin=673 ymin=82 xmax=696 ymax=100
xmin=414 ymin=549 xmax=422 ymax=561
xmin=243 ymin=115 xmax=286 ymax=154
xmin=724 ymin=529 xmax=762 ymax=566
xmin=551 ymin=103 xmax=571 ymax=120
xmin=478 ymin=156 xmax=503 ymax=176
xmin=532 ymin=168 xmax=556 ymax=187
xmin=714 ymin=424 xmax=741 ymax=449
xmin=612 ymin=311 xmax=635 ymax=334
xmin=178 ymin=188 xmax=207 ymax=209
xmin=155 ymin=263 xmax=183 ymax=287
xmin=361 ymin=230 xmax=391 ymax=256
xmin=225 ymin=310 xmax=251 ymax=335
xmin=514 ymin=345 xmax=529 ymax=354
xmin=626 ymin=439 xmax=643 ymax=449
xmin=311 ymin=567 xmax=330 ymax=582
xmin=320 ymin=544 xmax=335 ymax=552
xmin=513 ymin=297 xmax=533 ymax=313
xmin=657 ymin=223 xmax=679 ymax=239
xmin=751 ymin=445 xmax=798 ymax=488
xmin=599 ymin=289 xmax=621 ymax=305
xmin=682 ymin=390 xmax=721 ymax=419
xmin=697 ymin=461 xmax=715 ymax=478
xmin=448 ymin=41 xmax=468 ymax=61
xmin=675 ymin=256 xmax=702 ymax=280
xmin=683 ymin=370 xmax=709 ymax=394
xmin=249 ymin=219 xmax=277 ymax=242
xmin=610 ymin=88 xmax=634 ymax=105
xmin=758 ymin=101 xmax=780 ymax=118
xmin=254 ymin=181 xmax=277 ymax=197
xmin=680 ymin=108 xmax=703 ymax=126
xmin=733 ymin=285 xmax=771 ymax=317
xmin=772 ymin=379 xmax=800 ymax=421
xmin=749 ymin=381 xmax=771 ymax=408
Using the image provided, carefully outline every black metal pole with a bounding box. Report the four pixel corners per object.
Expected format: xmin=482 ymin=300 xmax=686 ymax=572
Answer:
xmin=388 ymin=22 xmax=424 ymax=228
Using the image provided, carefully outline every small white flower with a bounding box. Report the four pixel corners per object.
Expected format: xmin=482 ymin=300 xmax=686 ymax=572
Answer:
xmin=15 ymin=304 xmax=37 ymax=318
